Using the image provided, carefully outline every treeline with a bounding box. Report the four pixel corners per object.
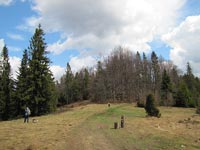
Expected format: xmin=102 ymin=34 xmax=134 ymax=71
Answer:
xmin=0 ymin=25 xmax=57 ymax=120
xmin=1 ymin=27 xmax=200 ymax=121
xmin=57 ymin=46 xmax=200 ymax=109
xmin=56 ymin=63 xmax=90 ymax=106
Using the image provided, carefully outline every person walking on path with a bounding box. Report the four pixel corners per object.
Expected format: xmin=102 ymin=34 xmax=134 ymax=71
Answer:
xmin=24 ymin=107 xmax=31 ymax=123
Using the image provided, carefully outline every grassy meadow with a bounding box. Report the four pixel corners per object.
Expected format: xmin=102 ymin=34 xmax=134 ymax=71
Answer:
xmin=0 ymin=102 xmax=200 ymax=150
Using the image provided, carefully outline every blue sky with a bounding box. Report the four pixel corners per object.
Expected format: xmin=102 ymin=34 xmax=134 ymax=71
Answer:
xmin=0 ymin=0 xmax=200 ymax=80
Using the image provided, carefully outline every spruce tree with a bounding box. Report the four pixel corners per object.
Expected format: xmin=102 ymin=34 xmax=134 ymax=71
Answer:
xmin=183 ymin=62 xmax=197 ymax=107
xmin=56 ymin=76 xmax=66 ymax=106
xmin=65 ymin=63 xmax=74 ymax=104
xmin=145 ymin=94 xmax=161 ymax=117
xmin=0 ymin=46 xmax=14 ymax=120
xmin=160 ymin=69 xmax=172 ymax=106
xmin=83 ymin=68 xmax=90 ymax=100
xmin=174 ymin=81 xmax=191 ymax=107
xmin=27 ymin=25 xmax=57 ymax=116
xmin=15 ymin=49 xmax=29 ymax=116
xmin=184 ymin=62 xmax=195 ymax=91
xmin=72 ymin=72 xmax=82 ymax=101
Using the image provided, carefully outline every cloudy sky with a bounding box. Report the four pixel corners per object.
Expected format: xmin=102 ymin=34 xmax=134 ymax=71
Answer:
xmin=0 ymin=0 xmax=200 ymax=80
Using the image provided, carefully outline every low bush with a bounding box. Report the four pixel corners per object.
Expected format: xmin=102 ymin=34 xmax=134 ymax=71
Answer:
xmin=145 ymin=94 xmax=161 ymax=118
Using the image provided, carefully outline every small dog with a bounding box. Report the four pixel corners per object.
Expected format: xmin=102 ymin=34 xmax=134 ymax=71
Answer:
xmin=32 ymin=118 xmax=38 ymax=123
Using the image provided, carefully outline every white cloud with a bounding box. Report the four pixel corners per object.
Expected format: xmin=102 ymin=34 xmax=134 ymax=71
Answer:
xmin=163 ymin=15 xmax=200 ymax=76
xmin=69 ymin=55 xmax=96 ymax=73
xmin=23 ymin=0 xmax=186 ymax=55
xmin=9 ymin=56 xmax=21 ymax=79
xmin=17 ymin=16 xmax=42 ymax=32
xmin=47 ymin=34 xmax=116 ymax=55
xmin=7 ymin=33 xmax=24 ymax=41
xmin=0 ymin=0 xmax=13 ymax=6
xmin=20 ymin=0 xmax=187 ymax=74
xmin=0 ymin=39 xmax=5 ymax=52
xmin=50 ymin=65 xmax=65 ymax=81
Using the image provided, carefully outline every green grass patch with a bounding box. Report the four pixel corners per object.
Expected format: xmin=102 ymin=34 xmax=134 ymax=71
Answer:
xmin=91 ymin=104 xmax=146 ymax=123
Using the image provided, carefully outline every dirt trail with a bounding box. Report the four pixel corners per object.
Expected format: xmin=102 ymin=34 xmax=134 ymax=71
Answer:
xmin=65 ymin=127 xmax=117 ymax=150
xmin=64 ymin=107 xmax=120 ymax=150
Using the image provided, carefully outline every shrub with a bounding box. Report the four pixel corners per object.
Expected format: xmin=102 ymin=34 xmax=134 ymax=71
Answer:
xmin=145 ymin=94 xmax=161 ymax=118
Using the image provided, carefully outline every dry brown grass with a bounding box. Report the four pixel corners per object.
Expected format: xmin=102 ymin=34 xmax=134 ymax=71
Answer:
xmin=0 ymin=103 xmax=200 ymax=150
xmin=0 ymin=104 xmax=106 ymax=150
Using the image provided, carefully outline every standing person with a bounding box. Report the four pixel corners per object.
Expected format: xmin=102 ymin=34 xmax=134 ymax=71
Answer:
xmin=24 ymin=107 xmax=31 ymax=123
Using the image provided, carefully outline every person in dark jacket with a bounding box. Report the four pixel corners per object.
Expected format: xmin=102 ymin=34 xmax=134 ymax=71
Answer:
xmin=24 ymin=107 xmax=30 ymax=123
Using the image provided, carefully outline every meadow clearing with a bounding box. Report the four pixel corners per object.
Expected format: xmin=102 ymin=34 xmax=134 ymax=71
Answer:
xmin=0 ymin=102 xmax=200 ymax=150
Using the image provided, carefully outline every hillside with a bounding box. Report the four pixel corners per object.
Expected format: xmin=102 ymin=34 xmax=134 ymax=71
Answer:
xmin=0 ymin=103 xmax=200 ymax=150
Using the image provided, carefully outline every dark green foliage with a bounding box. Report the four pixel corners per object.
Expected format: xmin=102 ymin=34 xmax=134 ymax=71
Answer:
xmin=15 ymin=49 xmax=29 ymax=116
xmin=0 ymin=46 xmax=15 ymax=120
xmin=174 ymin=81 xmax=191 ymax=107
xmin=160 ymin=69 xmax=172 ymax=106
xmin=26 ymin=25 xmax=57 ymax=116
xmin=72 ymin=72 xmax=82 ymax=101
xmin=56 ymin=76 xmax=66 ymax=106
xmin=182 ymin=62 xmax=199 ymax=107
xmin=73 ymin=68 xmax=90 ymax=101
xmin=64 ymin=63 xmax=74 ymax=104
xmin=83 ymin=68 xmax=90 ymax=100
xmin=57 ymin=63 xmax=91 ymax=106
xmin=145 ymin=94 xmax=161 ymax=117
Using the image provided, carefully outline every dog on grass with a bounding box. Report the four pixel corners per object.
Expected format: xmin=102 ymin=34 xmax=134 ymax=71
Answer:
xmin=32 ymin=118 xmax=38 ymax=123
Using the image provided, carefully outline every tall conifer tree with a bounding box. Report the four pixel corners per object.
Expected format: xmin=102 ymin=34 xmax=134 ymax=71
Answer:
xmin=65 ymin=63 xmax=74 ymax=104
xmin=183 ymin=62 xmax=196 ymax=107
xmin=0 ymin=46 xmax=14 ymax=120
xmin=83 ymin=68 xmax=90 ymax=100
xmin=27 ymin=25 xmax=57 ymax=116
xmin=161 ymin=69 xmax=172 ymax=106
xmin=15 ymin=49 xmax=29 ymax=115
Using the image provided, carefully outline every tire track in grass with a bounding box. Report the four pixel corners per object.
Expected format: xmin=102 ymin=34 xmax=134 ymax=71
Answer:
xmin=64 ymin=104 xmax=123 ymax=150
xmin=64 ymin=104 xmax=141 ymax=150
